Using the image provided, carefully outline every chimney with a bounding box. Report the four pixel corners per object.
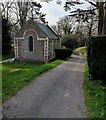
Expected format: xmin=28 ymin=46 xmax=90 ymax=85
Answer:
xmin=45 ymin=21 xmax=48 ymax=25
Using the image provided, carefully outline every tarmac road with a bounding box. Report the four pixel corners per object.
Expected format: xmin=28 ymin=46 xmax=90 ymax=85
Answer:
xmin=3 ymin=55 xmax=86 ymax=118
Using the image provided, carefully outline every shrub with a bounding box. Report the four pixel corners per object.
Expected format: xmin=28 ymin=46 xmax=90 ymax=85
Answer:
xmin=54 ymin=48 xmax=73 ymax=60
xmin=87 ymin=36 xmax=106 ymax=84
xmin=61 ymin=35 xmax=77 ymax=49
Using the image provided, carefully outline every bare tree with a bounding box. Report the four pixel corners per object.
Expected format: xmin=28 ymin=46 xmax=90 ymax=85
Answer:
xmin=57 ymin=16 xmax=75 ymax=35
xmin=69 ymin=7 xmax=98 ymax=36
xmin=0 ymin=1 xmax=46 ymax=41
xmin=86 ymin=14 xmax=98 ymax=36
xmin=65 ymin=0 xmax=106 ymax=35
xmin=51 ymin=25 xmax=59 ymax=34
xmin=0 ymin=1 xmax=46 ymax=27
xmin=103 ymin=2 xmax=106 ymax=34
xmin=0 ymin=2 xmax=13 ymax=20
xmin=42 ymin=0 xmax=106 ymax=35
xmin=16 ymin=1 xmax=44 ymax=27
xmin=17 ymin=2 xmax=29 ymax=27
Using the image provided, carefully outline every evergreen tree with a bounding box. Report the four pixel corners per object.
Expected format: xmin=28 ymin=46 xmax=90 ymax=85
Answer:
xmin=2 ymin=17 xmax=12 ymax=54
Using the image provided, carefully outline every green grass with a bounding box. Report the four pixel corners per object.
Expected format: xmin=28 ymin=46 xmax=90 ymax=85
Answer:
xmin=0 ymin=54 xmax=15 ymax=61
xmin=0 ymin=63 xmax=2 ymax=107
xmin=74 ymin=46 xmax=87 ymax=56
xmin=2 ymin=60 xmax=63 ymax=102
xmin=84 ymin=63 xmax=106 ymax=118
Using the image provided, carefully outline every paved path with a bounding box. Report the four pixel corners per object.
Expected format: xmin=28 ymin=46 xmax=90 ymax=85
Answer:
xmin=0 ymin=58 xmax=15 ymax=64
xmin=3 ymin=55 xmax=86 ymax=118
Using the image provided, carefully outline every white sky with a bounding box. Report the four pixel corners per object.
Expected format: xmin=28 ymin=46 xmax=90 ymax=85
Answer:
xmin=40 ymin=0 xmax=70 ymax=25
xmin=1 ymin=0 xmax=91 ymax=25
xmin=39 ymin=0 xmax=91 ymax=25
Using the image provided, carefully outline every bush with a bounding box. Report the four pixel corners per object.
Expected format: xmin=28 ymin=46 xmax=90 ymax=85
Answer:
xmin=87 ymin=36 xmax=106 ymax=84
xmin=61 ymin=35 xmax=77 ymax=49
xmin=54 ymin=48 xmax=73 ymax=60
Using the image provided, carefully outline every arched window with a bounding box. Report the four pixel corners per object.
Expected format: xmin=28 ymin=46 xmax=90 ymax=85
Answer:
xmin=29 ymin=36 xmax=33 ymax=51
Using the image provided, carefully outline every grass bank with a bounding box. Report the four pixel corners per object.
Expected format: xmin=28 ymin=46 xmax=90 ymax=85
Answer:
xmin=2 ymin=60 xmax=63 ymax=102
xmin=74 ymin=46 xmax=87 ymax=56
xmin=84 ymin=63 xmax=106 ymax=118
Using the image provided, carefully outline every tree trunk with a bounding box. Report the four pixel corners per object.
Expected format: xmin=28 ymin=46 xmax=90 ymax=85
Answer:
xmin=98 ymin=2 xmax=104 ymax=35
xmin=102 ymin=2 xmax=106 ymax=35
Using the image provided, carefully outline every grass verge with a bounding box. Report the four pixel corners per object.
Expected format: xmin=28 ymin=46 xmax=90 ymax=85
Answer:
xmin=74 ymin=46 xmax=87 ymax=56
xmin=2 ymin=60 xmax=63 ymax=102
xmin=84 ymin=63 xmax=106 ymax=118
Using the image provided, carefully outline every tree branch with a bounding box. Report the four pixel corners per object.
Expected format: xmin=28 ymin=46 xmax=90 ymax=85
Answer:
xmin=85 ymin=0 xmax=97 ymax=7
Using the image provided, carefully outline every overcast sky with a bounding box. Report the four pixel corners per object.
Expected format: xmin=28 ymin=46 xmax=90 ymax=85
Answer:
xmin=1 ymin=0 xmax=91 ymax=25
xmin=40 ymin=0 xmax=70 ymax=25
xmin=38 ymin=0 xmax=91 ymax=25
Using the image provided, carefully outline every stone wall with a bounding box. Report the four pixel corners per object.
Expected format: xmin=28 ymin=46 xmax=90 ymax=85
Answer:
xmin=48 ymin=41 xmax=53 ymax=61
xmin=54 ymin=39 xmax=61 ymax=49
xmin=16 ymin=20 xmax=46 ymax=38
xmin=15 ymin=30 xmax=44 ymax=62
xmin=48 ymin=39 xmax=61 ymax=61
xmin=14 ymin=19 xmax=61 ymax=62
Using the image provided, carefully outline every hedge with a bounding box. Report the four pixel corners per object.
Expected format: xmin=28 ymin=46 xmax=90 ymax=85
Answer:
xmin=54 ymin=48 xmax=73 ymax=60
xmin=61 ymin=35 xmax=77 ymax=49
xmin=87 ymin=36 xmax=106 ymax=84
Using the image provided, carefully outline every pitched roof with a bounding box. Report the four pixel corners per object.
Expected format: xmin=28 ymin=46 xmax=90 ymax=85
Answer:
xmin=36 ymin=22 xmax=59 ymax=40
xmin=16 ymin=19 xmax=60 ymax=40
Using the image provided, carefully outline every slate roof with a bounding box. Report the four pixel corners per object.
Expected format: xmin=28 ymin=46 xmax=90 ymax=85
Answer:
xmin=36 ymin=22 xmax=59 ymax=40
